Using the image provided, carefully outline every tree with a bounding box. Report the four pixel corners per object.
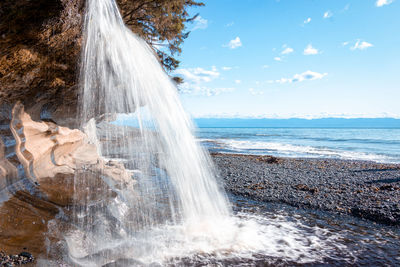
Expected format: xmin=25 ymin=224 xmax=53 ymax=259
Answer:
xmin=0 ymin=0 xmax=202 ymax=119
xmin=118 ymin=0 xmax=204 ymax=73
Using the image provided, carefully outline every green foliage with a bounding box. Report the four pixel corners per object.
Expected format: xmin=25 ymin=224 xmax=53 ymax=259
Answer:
xmin=0 ymin=0 xmax=203 ymax=73
xmin=117 ymin=0 xmax=204 ymax=73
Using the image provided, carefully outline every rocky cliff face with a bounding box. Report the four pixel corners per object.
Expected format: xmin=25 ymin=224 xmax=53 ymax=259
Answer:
xmin=0 ymin=3 xmax=85 ymax=254
xmin=0 ymin=0 xmax=142 ymax=260
xmin=0 ymin=0 xmax=84 ymax=124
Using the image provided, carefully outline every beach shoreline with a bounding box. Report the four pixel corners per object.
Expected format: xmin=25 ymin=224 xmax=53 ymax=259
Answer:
xmin=212 ymin=153 xmax=400 ymax=226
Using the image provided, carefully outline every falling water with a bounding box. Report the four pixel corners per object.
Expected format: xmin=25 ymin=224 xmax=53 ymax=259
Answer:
xmin=79 ymin=0 xmax=230 ymax=223
xmin=64 ymin=0 xmax=358 ymax=265
xmin=68 ymin=0 xmax=233 ymax=264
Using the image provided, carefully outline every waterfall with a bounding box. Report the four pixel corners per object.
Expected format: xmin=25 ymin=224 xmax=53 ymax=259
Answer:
xmin=67 ymin=0 xmax=234 ymax=265
xmin=80 ymin=0 xmax=230 ymax=225
xmin=63 ymin=1 xmax=354 ymax=265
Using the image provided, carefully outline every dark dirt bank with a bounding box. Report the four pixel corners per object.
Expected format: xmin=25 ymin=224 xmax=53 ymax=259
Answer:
xmin=212 ymin=153 xmax=400 ymax=226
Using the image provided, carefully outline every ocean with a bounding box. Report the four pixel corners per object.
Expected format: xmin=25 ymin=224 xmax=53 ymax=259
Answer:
xmin=114 ymin=117 xmax=400 ymax=164
xmin=196 ymin=127 xmax=400 ymax=164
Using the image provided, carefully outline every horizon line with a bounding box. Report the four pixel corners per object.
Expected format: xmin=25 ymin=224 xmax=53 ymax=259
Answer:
xmin=193 ymin=116 xmax=400 ymax=120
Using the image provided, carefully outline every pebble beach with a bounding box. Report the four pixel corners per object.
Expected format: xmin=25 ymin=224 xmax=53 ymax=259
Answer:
xmin=213 ymin=153 xmax=400 ymax=226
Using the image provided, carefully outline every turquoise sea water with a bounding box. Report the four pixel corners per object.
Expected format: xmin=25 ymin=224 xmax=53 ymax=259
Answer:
xmin=114 ymin=116 xmax=400 ymax=163
xmin=197 ymin=127 xmax=400 ymax=163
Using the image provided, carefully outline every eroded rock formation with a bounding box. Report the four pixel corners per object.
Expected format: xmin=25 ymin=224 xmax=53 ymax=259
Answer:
xmin=0 ymin=103 xmax=136 ymax=256
xmin=9 ymin=103 xmax=135 ymax=206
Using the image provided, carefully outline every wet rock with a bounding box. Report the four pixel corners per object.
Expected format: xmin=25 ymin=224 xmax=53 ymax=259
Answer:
xmin=9 ymin=102 xmax=136 ymax=206
xmin=293 ymin=184 xmax=319 ymax=194
xmin=0 ymin=250 xmax=34 ymax=266
xmin=380 ymin=184 xmax=399 ymax=191
xmin=102 ymin=258 xmax=145 ymax=267
xmin=0 ymin=138 xmax=18 ymax=191
xmin=0 ymin=103 xmax=137 ymax=259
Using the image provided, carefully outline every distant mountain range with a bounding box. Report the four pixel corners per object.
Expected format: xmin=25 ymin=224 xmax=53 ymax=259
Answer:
xmin=194 ymin=118 xmax=400 ymax=128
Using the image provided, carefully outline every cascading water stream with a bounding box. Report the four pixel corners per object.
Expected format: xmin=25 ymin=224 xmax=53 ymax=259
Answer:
xmin=79 ymin=0 xmax=230 ymax=225
xmin=68 ymin=0 xmax=234 ymax=264
xmin=64 ymin=0 xmax=356 ymax=265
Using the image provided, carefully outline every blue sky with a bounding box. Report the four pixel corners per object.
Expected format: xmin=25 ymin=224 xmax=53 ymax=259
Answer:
xmin=173 ymin=0 xmax=400 ymax=118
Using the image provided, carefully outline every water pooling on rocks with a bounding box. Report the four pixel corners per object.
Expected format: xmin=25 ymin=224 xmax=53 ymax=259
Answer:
xmin=60 ymin=0 xmax=400 ymax=266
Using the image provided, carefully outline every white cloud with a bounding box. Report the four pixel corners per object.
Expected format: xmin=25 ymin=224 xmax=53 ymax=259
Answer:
xmin=225 ymin=21 xmax=234 ymax=27
xmin=351 ymin=40 xmax=373 ymax=50
xmin=174 ymin=67 xmax=235 ymax=96
xmin=180 ymin=85 xmax=235 ymax=96
xmin=274 ymin=57 xmax=282 ymax=61
xmin=249 ymin=88 xmax=264 ymax=95
xmin=303 ymin=17 xmax=312 ymax=24
xmin=192 ymin=16 xmax=208 ymax=31
xmin=174 ymin=67 xmax=219 ymax=84
xmin=275 ymin=78 xmax=291 ymax=84
xmin=274 ymin=70 xmax=328 ymax=84
xmin=303 ymin=44 xmax=319 ymax=55
xmin=199 ymin=87 xmax=235 ymax=96
xmin=342 ymin=41 xmax=349 ymax=46
xmin=234 ymin=80 xmax=241 ymax=84
xmin=376 ymin=0 xmax=394 ymax=7
xmin=262 ymin=65 xmax=269 ymax=69
xmin=222 ymin=66 xmax=232 ymax=71
xmin=281 ymin=47 xmax=294 ymax=55
xmin=224 ymin=37 xmax=242 ymax=49
xmin=323 ymin=10 xmax=333 ymax=18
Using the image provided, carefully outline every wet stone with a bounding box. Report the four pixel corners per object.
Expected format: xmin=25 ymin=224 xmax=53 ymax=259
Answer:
xmin=0 ymin=250 xmax=34 ymax=266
